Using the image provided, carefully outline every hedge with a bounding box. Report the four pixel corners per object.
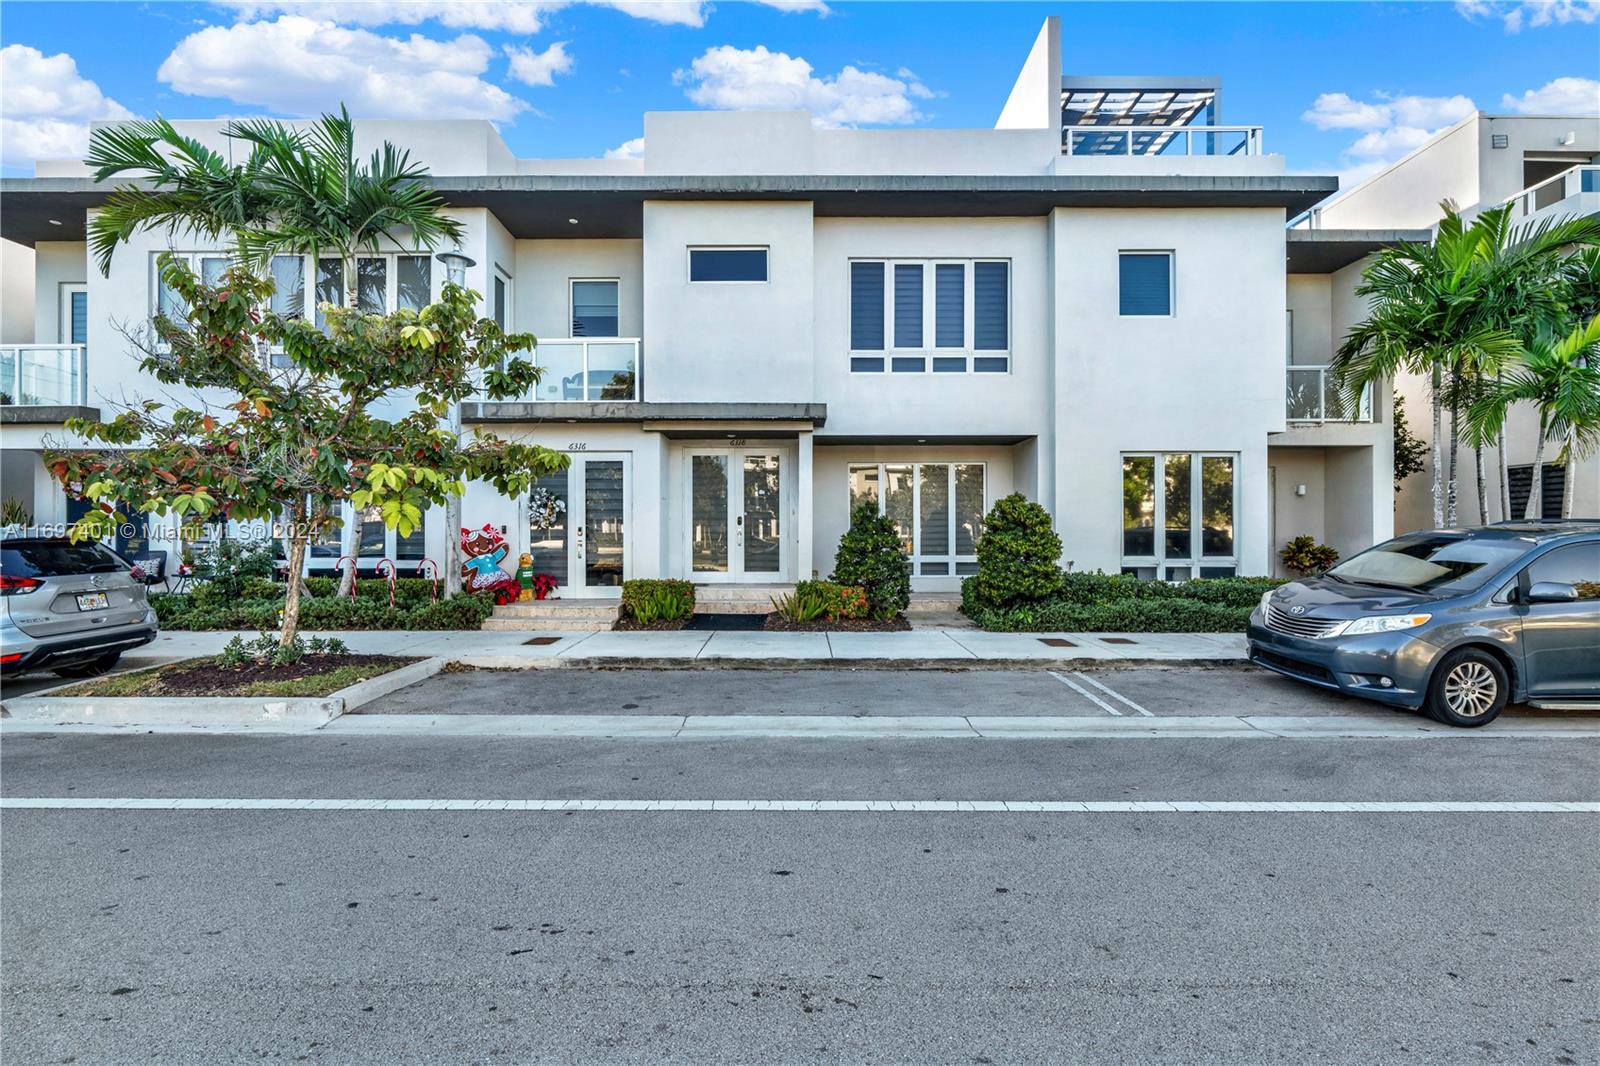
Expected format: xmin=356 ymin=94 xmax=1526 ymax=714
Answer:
xmin=151 ymin=586 xmax=496 ymax=631
xmin=961 ymin=571 xmax=1281 ymax=633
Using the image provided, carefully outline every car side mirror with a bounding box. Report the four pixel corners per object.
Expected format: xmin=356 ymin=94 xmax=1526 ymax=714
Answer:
xmin=1525 ymin=580 xmax=1579 ymax=604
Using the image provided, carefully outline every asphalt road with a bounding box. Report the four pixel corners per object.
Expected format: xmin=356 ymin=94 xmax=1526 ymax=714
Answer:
xmin=3 ymin=672 xmax=1598 ymax=1065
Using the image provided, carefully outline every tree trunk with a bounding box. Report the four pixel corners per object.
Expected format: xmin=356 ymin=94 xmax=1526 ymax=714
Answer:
xmin=280 ymin=514 xmax=312 ymax=600
xmin=1563 ymin=443 xmax=1577 ymax=519
xmin=281 ymin=524 xmax=309 ymax=648
xmin=1474 ymin=444 xmax=1488 ymax=526
xmin=1497 ymin=427 xmax=1510 ymax=523
xmin=1525 ymin=419 xmax=1546 ymax=520
xmin=1445 ymin=389 xmax=1460 ymax=527
xmin=444 ymin=493 xmax=463 ymax=598
xmin=1429 ymin=367 xmax=1445 ymax=528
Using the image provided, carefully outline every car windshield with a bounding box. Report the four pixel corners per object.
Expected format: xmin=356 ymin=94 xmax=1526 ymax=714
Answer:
xmin=1327 ymin=533 xmax=1532 ymax=594
xmin=1 ymin=540 xmax=128 ymax=578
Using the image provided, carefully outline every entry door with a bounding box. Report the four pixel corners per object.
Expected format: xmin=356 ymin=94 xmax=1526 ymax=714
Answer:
xmin=688 ymin=450 xmax=786 ymax=582
xmin=528 ymin=453 xmax=630 ymax=598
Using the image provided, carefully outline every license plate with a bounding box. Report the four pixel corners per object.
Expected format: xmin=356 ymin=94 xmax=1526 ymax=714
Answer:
xmin=75 ymin=592 xmax=109 ymax=611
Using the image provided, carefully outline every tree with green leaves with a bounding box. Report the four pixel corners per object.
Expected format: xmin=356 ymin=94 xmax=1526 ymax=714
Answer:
xmin=85 ymin=106 xmax=471 ymax=592
xmin=1391 ymin=393 xmax=1429 ymax=494
xmin=46 ymin=256 xmax=566 ymax=646
xmin=1465 ymin=315 xmax=1600 ymax=519
xmin=1333 ymin=202 xmax=1596 ymax=526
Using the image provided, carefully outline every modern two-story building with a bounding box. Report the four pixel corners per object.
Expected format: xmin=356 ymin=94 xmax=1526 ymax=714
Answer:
xmin=3 ymin=17 xmax=1405 ymax=600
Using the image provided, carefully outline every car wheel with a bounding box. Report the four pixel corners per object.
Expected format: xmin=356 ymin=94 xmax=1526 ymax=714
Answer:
xmin=52 ymin=652 xmax=123 ymax=679
xmin=1425 ymin=649 xmax=1508 ymax=728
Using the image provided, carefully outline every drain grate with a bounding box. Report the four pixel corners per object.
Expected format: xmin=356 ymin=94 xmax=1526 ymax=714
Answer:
xmin=1099 ymin=637 xmax=1137 ymax=645
xmin=1037 ymin=637 xmax=1076 ymax=648
xmin=523 ymin=636 xmax=563 ymax=646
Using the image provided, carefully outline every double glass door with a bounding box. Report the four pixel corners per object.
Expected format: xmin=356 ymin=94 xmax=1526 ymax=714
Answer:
xmin=689 ymin=450 xmax=786 ymax=582
xmin=528 ymin=454 xmax=629 ymax=597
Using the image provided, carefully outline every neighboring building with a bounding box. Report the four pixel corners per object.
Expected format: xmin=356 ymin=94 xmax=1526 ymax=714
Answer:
xmin=1305 ymin=112 xmax=1600 ymax=531
xmin=4 ymin=17 xmax=1395 ymax=598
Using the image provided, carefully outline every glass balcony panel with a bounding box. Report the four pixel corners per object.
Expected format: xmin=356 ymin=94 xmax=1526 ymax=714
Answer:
xmin=534 ymin=342 xmax=586 ymax=402
xmin=585 ymin=342 xmax=638 ymax=400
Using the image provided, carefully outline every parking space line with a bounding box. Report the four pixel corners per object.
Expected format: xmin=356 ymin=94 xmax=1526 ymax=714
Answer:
xmin=1048 ymin=671 xmax=1121 ymax=715
xmin=1072 ymin=672 xmax=1156 ymax=717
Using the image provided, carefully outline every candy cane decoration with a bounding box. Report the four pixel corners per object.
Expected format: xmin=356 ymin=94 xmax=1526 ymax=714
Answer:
xmin=375 ymin=558 xmax=397 ymax=608
xmin=334 ymin=555 xmax=358 ymax=598
xmin=416 ymin=559 xmax=439 ymax=603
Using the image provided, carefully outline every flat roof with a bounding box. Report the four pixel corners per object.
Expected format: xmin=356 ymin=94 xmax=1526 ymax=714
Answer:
xmin=1286 ymin=228 xmax=1432 ymax=273
xmin=2 ymin=173 xmax=1340 ymax=245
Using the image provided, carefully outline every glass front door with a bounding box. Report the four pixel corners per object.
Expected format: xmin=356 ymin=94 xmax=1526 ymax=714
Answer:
xmin=688 ymin=449 xmax=787 ymax=582
xmin=529 ymin=454 xmax=629 ymax=597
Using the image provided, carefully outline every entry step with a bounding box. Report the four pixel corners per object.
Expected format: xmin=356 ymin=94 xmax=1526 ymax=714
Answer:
xmin=693 ymin=584 xmax=794 ymax=615
xmin=484 ymin=600 xmax=620 ymax=631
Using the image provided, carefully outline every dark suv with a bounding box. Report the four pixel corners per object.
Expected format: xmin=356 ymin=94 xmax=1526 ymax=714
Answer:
xmin=1248 ymin=521 xmax=1600 ymax=727
xmin=1 ymin=534 xmax=160 ymax=678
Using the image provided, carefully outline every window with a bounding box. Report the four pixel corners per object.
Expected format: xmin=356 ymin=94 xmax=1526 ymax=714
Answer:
xmin=689 ymin=247 xmax=767 ymax=283
xmin=1119 ymin=252 xmax=1173 ymax=317
xmin=152 ymin=252 xmax=229 ymax=326
xmin=848 ymin=463 xmax=986 ymax=577
xmin=1330 ymin=533 xmax=1532 ymax=595
xmin=59 ymin=285 xmax=87 ymax=345
xmin=1508 ymin=463 xmax=1566 ymax=521
xmin=1525 ymin=543 xmax=1600 ymax=601
xmin=493 ymin=272 xmax=509 ymax=331
xmin=850 ymin=259 xmax=1010 ymax=374
xmin=353 ymin=503 xmax=430 ymax=561
xmin=571 ymin=279 xmax=619 ymax=337
xmin=1121 ymin=452 xmax=1236 ymax=579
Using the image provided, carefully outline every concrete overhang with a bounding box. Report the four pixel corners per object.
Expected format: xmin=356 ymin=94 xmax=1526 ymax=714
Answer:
xmin=0 ymin=405 xmax=99 ymax=425
xmin=814 ymin=433 xmax=1034 ymax=447
xmin=1286 ymin=228 xmax=1432 ymax=273
xmin=461 ymin=400 xmax=826 ymax=429
xmin=3 ymin=173 xmax=1340 ymax=245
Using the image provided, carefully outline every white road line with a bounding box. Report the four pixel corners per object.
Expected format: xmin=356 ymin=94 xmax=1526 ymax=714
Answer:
xmin=1048 ymin=671 xmax=1121 ymax=715
xmin=1 ymin=798 xmax=1594 ymax=814
xmin=1072 ymin=672 xmax=1155 ymax=717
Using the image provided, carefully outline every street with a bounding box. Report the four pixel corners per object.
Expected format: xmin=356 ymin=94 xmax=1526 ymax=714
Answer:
xmin=3 ymin=667 xmax=1597 ymax=1064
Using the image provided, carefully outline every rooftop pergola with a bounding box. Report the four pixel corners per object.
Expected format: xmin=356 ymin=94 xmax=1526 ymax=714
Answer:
xmin=1061 ymin=76 xmax=1222 ymax=155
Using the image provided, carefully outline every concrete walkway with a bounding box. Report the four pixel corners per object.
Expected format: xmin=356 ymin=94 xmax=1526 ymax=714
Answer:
xmin=122 ymin=627 xmax=1248 ymax=668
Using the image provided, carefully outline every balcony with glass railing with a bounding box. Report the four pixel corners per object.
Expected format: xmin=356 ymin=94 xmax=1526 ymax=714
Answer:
xmin=0 ymin=345 xmax=88 ymax=408
xmin=1504 ymin=164 xmax=1600 ymax=224
xmin=495 ymin=338 xmax=641 ymax=403
xmin=1062 ymin=125 xmax=1262 ymax=157
xmin=1286 ymin=365 xmax=1371 ymax=423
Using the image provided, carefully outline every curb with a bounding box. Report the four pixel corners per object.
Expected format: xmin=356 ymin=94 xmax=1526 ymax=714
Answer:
xmin=0 ymin=657 xmax=445 ymax=732
xmin=443 ymin=655 xmax=1253 ymax=673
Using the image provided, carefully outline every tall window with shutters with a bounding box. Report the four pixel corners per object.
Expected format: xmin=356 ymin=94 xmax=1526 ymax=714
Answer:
xmin=849 ymin=258 xmax=1010 ymax=374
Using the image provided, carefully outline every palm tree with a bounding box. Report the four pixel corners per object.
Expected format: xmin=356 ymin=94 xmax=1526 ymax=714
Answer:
xmin=86 ymin=106 xmax=468 ymax=593
xmin=1465 ymin=315 xmax=1600 ymax=519
xmin=1333 ymin=202 xmax=1597 ymax=527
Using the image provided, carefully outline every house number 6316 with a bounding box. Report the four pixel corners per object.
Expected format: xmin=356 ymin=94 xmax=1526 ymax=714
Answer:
xmin=567 ymin=443 xmax=588 ymax=451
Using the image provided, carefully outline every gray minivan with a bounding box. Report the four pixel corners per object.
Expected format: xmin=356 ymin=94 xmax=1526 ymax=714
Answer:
xmin=1248 ymin=521 xmax=1600 ymax=727
xmin=1 ymin=535 xmax=159 ymax=678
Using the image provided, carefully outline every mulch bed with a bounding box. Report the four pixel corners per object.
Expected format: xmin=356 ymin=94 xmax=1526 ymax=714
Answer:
xmin=612 ymin=618 xmax=690 ymax=631
xmin=763 ymin=615 xmax=911 ymax=632
xmin=96 ymin=654 xmax=412 ymax=698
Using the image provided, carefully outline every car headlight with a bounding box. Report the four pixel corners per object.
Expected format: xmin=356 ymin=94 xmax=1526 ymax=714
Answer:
xmin=1259 ymin=590 xmax=1275 ymax=613
xmin=1340 ymin=613 xmax=1432 ymax=636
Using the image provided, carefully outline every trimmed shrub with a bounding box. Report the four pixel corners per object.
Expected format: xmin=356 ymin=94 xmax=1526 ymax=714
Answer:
xmin=966 ymin=494 xmax=1063 ymax=609
xmin=963 ymin=571 xmax=1282 ymax=633
xmin=831 ymin=503 xmax=911 ymax=619
xmin=776 ymin=580 xmax=869 ymax=623
xmin=621 ymin=579 xmax=694 ymax=623
xmin=189 ymin=539 xmax=278 ymax=602
xmin=150 ymin=589 xmax=495 ymax=631
xmin=1279 ymin=535 xmax=1339 ymax=577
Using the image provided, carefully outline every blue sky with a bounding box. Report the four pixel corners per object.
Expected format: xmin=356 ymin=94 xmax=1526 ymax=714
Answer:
xmin=2 ymin=1 xmax=1597 ymax=180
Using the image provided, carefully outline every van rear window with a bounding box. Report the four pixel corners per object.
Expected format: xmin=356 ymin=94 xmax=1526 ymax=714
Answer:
xmin=1 ymin=541 xmax=127 ymax=578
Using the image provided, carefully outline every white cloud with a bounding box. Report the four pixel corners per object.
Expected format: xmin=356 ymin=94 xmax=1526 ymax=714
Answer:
xmin=1456 ymin=0 xmax=1599 ymax=32
xmin=752 ymin=0 xmax=831 ymax=13
xmin=0 ymin=44 xmax=135 ymax=167
xmin=1346 ymin=126 xmax=1437 ymax=158
xmin=222 ymin=1 xmax=711 ymax=31
xmin=604 ymin=135 xmax=645 ymax=159
xmin=673 ymin=45 xmax=935 ymax=127
xmin=157 ymin=15 xmax=528 ymax=122
xmin=1499 ymin=76 xmax=1600 ymax=113
xmin=1302 ymin=91 xmax=1475 ymax=131
xmin=1301 ymin=92 xmax=1393 ymax=130
xmin=505 ymin=41 xmax=573 ymax=87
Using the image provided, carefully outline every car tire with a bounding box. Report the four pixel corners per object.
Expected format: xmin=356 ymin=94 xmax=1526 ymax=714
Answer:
xmin=1424 ymin=648 xmax=1508 ymax=728
xmin=52 ymin=652 xmax=123 ymax=679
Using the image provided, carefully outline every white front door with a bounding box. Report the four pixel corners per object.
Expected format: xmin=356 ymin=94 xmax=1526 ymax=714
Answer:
xmin=687 ymin=448 xmax=789 ymax=582
xmin=527 ymin=453 xmax=630 ymax=598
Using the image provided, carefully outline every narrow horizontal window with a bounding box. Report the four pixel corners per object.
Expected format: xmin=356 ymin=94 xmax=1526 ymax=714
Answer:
xmin=689 ymin=247 xmax=767 ymax=282
xmin=1119 ymin=252 xmax=1172 ymax=316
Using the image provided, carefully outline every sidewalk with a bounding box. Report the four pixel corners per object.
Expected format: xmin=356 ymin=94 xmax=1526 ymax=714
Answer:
xmin=124 ymin=627 xmax=1249 ymax=669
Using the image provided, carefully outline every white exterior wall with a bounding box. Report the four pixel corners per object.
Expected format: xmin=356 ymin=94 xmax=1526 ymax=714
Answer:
xmin=2 ymin=239 xmax=35 ymax=343
xmin=1317 ymin=118 xmax=1481 ymax=229
xmin=1050 ymin=207 xmax=1287 ymax=576
xmin=32 ymin=241 xmax=87 ymax=346
xmin=513 ymin=240 xmax=643 ymax=341
xmin=642 ymin=201 xmax=815 ymax=403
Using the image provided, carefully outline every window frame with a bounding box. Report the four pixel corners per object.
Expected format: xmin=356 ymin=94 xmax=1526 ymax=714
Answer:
xmin=568 ymin=276 xmax=620 ymax=338
xmin=1118 ymin=250 xmax=1175 ymax=319
xmin=58 ymin=283 xmax=88 ymax=345
xmin=686 ymin=246 xmax=769 ymax=284
xmin=848 ymin=257 xmax=1011 ymax=375
xmin=151 ymin=250 xmax=438 ymax=322
xmin=1119 ymin=450 xmax=1238 ymax=580
xmin=846 ymin=461 xmax=988 ymax=577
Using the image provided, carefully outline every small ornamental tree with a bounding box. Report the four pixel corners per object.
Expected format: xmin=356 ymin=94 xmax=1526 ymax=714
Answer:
xmin=830 ymin=502 xmax=911 ymax=620
xmin=1278 ymin=535 xmax=1339 ymax=577
xmin=46 ymin=256 xmax=567 ymax=647
xmin=966 ymin=493 xmax=1062 ymax=609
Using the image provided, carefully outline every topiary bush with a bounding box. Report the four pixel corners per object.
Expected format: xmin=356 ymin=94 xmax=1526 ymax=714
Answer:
xmin=831 ymin=503 xmax=910 ymax=620
xmin=965 ymin=493 xmax=1063 ymax=609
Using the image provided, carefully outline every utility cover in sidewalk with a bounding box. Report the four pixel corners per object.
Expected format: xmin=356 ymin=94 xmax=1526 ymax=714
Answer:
xmin=523 ymin=636 xmax=563 ymax=646
xmin=685 ymin=613 xmax=767 ymax=631
xmin=1100 ymin=637 xmax=1138 ymax=645
xmin=1038 ymin=637 xmax=1077 ymax=648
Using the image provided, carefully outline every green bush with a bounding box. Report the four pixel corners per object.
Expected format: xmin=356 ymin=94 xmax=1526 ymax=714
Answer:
xmin=831 ymin=503 xmax=910 ymax=619
xmin=189 ymin=539 xmax=278 ymax=602
xmin=620 ymin=579 xmax=695 ymax=623
xmin=771 ymin=586 xmax=830 ymax=623
xmin=963 ymin=571 xmax=1282 ymax=633
xmin=1279 ymin=535 xmax=1339 ymax=577
xmin=966 ymin=494 xmax=1063 ymax=609
xmin=149 ymin=588 xmax=495 ymax=631
xmin=216 ymin=632 xmax=350 ymax=668
xmin=799 ymin=579 xmax=870 ymax=621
